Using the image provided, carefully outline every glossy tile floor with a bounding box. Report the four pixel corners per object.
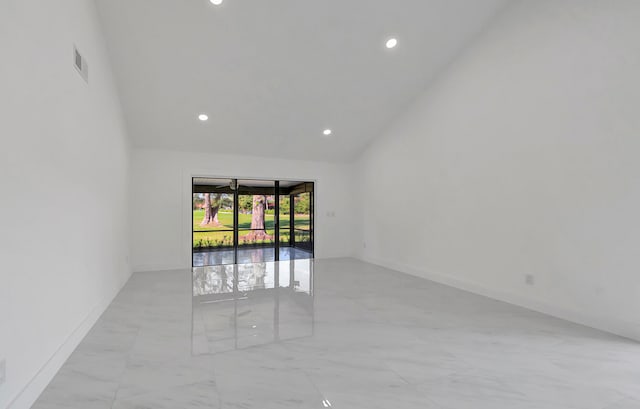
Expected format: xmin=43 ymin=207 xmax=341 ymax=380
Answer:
xmin=33 ymin=258 xmax=640 ymax=409
xmin=193 ymin=247 xmax=313 ymax=267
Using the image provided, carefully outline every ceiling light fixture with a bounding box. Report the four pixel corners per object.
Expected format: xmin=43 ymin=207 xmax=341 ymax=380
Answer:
xmin=198 ymin=114 xmax=209 ymax=121
xmin=210 ymin=0 xmax=223 ymax=5
xmin=385 ymin=38 xmax=398 ymax=49
xmin=323 ymin=129 xmax=332 ymax=136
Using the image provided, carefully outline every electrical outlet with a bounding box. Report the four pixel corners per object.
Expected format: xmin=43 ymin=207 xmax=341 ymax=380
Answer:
xmin=363 ymin=242 xmax=367 ymax=249
xmin=525 ymin=274 xmax=535 ymax=286
xmin=0 ymin=359 xmax=6 ymax=386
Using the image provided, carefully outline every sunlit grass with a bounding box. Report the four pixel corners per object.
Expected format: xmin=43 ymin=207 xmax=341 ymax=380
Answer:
xmin=193 ymin=210 xmax=310 ymax=248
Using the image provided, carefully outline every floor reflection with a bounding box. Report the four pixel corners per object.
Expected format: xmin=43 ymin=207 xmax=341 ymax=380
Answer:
xmin=193 ymin=247 xmax=313 ymax=267
xmin=34 ymin=258 xmax=640 ymax=409
xmin=192 ymin=259 xmax=314 ymax=355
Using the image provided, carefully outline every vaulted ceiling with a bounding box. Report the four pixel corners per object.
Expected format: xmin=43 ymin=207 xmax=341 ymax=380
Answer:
xmin=96 ymin=0 xmax=509 ymax=162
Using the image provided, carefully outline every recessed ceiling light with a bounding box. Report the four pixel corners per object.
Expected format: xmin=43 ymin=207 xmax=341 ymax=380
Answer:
xmin=210 ymin=0 xmax=223 ymax=5
xmin=198 ymin=114 xmax=209 ymax=121
xmin=385 ymin=38 xmax=398 ymax=49
xmin=323 ymin=129 xmax=332 ymax=136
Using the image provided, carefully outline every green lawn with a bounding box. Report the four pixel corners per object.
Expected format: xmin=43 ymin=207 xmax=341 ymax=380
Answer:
xmin=193 ymin=210 xmax=310 ymax=249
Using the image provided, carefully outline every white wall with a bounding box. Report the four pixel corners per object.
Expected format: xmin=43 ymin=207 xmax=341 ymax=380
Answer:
xmin=357 ymin=0 xmax=640 ymax=340
xmin=0 ymin=1 xmax=131 ymax=408
xmin=130 ymin=148 xmax=356 ymax=272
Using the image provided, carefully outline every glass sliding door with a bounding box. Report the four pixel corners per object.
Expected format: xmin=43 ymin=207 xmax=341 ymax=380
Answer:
xmin=192 ymin=178 xmax=236 ymax=266
xmin=289 ymin=183 xmax=314 ymax=256
xmin=236 ymin=179 xmax=276 ymax=263
xmin=192 ymin=178 xmax=314 ymax=267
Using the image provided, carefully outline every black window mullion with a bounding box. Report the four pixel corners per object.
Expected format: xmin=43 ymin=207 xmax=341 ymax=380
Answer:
xmin=275 ymin=180 xmax=280 ymax=261
xmin=233 ymin=179 xmax=239 ymax=264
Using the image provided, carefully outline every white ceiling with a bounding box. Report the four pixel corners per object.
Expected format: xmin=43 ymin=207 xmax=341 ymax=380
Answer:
xmin=96 ymin=0 xmax=509 ymax=162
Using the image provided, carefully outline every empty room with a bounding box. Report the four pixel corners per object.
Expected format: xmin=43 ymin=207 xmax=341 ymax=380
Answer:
xmin=2 ymin=0 xmax=640 ymax=408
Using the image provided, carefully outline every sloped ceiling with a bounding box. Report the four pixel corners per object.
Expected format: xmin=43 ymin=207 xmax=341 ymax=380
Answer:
xmin=96 ymin=0 xmax=509 ymax=162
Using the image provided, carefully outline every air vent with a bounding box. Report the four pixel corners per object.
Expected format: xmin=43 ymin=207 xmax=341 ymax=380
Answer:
xmin=73 ymin=45 xmax=89 ymax=83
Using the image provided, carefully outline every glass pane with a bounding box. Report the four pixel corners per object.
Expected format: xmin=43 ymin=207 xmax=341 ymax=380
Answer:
xmin=237 ymin=194 xmax=276 ymax=247
xmin=237 ymin=180 xmax=275 ymax=263
xmin=279 ymin=195 xmax=291 ymax=246
xmin=292 ymin=192 xmax=312 ymax=253
xmin=193 ymin=178 xmax=235 ymax=267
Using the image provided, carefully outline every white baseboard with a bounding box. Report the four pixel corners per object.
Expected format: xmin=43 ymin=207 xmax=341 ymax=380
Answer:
xmin=8 ymin=272 xmax=132 ymax=409
xmin=358 ymin=255 xmax=640 ymax=343
xmin=132 ymin=263 xmax=188 ymax=273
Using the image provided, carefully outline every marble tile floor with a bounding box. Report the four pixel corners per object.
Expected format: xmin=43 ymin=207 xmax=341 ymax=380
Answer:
xmin=193 ymin=247 xmax=313 ymax=267
xmin=32 ymin=258 xmax=640 ymax=409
